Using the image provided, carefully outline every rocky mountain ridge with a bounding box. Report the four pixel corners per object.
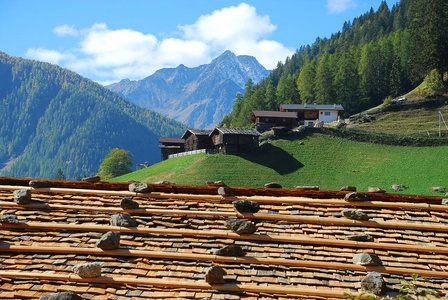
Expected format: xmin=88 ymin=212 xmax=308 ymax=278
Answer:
xmin=107 ymin=51 xmax=270 ymax=129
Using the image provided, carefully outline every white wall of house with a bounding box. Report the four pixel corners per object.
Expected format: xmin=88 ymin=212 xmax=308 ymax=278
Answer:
xmin=318 ymin=110 xmax=338 ymax=123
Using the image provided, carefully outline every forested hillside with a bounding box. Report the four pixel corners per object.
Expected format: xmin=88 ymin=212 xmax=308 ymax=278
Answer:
xmin=221 ymin=0 xmax=448 ymax=128
xmin=0 ymin=52 xmax=187 ymax=179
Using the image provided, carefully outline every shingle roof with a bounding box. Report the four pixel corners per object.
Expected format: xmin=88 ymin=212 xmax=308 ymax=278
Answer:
xmin=251 ymin=110 xmax=298 ymax=119
xmin=281 ymin=104 xmax=344 ymax=111
xmin=181 ymin=129 xmax=212 ymax=139
xmin=1 ymin=177 xmax=448 ymax=299
xmin=159 ymin=137 xmax=185 ymax=144
xmin=211 ymin=128 xmax=262 ymax=136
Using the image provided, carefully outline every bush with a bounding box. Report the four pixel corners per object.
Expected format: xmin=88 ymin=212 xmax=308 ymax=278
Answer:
xmin=426 ymin=69 xmax=446 ymax=97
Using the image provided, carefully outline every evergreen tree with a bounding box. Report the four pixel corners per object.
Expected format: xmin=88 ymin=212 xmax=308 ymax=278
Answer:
xmin=315 ymin=54 xmax=334 ymax=103
xmin=265 ymin=80 xmax=278 ymax=110
xmin=55 ymin=168 xmax=65 ymax=180
xmin=410 ymin=0 xmax=448 ymax=81
xmin=297 ymin=63 xmax=316 ymax=104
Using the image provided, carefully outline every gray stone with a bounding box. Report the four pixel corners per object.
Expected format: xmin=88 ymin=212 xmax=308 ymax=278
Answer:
xmin=73 ymin=262 xmax=102 ymax=278
xmin=340 ymin=186 xmax=356 ymax=192
xmin=14 ymin=189 xmax=31 ymax=204
xmin=207 ymin=181 xmax=226 ymax=186
xmin=155 ymin=181 xmax=175 ymax=185
xmin=205 ymin=266 xmax=226 ymax=284
xmin=361 ymin=272 xmax=386 ymax=295
xmin=213 ymin=245 xmax=245 ymax=256
xmin=345 ymin=234 xmax=374 ymax=242
xmin=295 ymin=186 xmax=319 ymax=190
xmin=218 ymin=186 xmax=234 ymax=197
xmin=0 ymin=214 xmax=19 ymax=224
xmin=96 ymin=231 xmax=120 ymax=250
xmin=442 ymin=199 xmax=448 ymax=205
xmin=29 ymin=180 xmax=49 ymax=188
xmin=265 ymin=182 xmax=282 ymax=189
xmin=129 ymin=182 xmax=153 ymax=193
xmin=110 ymin=214 xmax=137 ymax=227
xmin=232 ymin=200 xmax=260 ymax=214
xmin=342 ymin=208 xmax=370 ymax=221
xmin=353 ymin=253 xmax=382 ymax=266
xmin=432 ymin=186 xmax=446 ymax=193
xmin=224 ymin=219 xmax=257 ymax=234
xmin=39 ymin=292 xmax=83 ymax=300
xmin=391 ymin=184 xmax=403 ymax=192
xmin=368 ymin=187 xmax=386 ymax=193
xmin=82 ymin=176 xmax=100 ymax=183
xmin=344 ymin=192 xmax=369 ymax=201
xmin=120 ymin=197 xmax=139 ymax=209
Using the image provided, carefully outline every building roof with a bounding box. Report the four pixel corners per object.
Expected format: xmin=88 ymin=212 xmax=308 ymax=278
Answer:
xmin=1 ymin=177 xmax=448 ymax=299
xmin=211 ymin=127 xmax=262 ymax=136
xmin=159 ymin=137 xmax=185 ymax=144
xmin=281 ymin=103 xmax=344 ymax=111
xmin=181 ymin=129 xmax=212 ymax=139
xmin=251 ymin=110 xmax=298 ymax=118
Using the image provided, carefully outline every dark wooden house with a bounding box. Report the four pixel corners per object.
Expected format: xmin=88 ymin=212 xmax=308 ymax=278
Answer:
xmin=181 ymin=129 xmax=213 ymax=152
xmin=159 ymin=137 xmax=185 ymax=161
xmin=210 ymin=128 xmax=261 ymax=154
xmin=250 ymin=110 xmax=298 ymax=133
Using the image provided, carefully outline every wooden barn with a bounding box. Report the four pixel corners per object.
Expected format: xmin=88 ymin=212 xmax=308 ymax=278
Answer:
xmin=210 ymin=127 xmax=261 ymax=154
xmin=158 ymin=137 xmax=185 ymax=161
xmin=250 ymin=110 xmax=298 ymax=133
xmin=181 ymin=129 xmax=213 ymax=152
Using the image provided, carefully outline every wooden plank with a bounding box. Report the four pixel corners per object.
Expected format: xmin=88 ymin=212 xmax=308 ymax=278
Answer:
xmin=0 ymin=270 xmax=367 ymax=298
xmin=1 ymin=245 xmax=448 ymax=279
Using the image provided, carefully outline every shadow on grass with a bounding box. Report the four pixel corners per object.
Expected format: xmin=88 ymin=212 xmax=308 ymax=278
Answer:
xmin=239 ymin=144 xmax=304 ymax=175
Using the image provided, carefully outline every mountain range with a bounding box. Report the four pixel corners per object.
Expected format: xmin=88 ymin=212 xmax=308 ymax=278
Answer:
xmin=106 ymin=50 xmax=270 ymax=129
xmin=0 ymin=51 xmax=187 ymax=180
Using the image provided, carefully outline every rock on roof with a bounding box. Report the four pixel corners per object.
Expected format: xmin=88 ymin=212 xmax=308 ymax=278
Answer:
xmin=0 ymin=177 xmax=448 ymax=299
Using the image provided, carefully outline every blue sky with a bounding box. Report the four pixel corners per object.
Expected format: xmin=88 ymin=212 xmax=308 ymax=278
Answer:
xmin=0 ymin=0 xmax=394 ymax=85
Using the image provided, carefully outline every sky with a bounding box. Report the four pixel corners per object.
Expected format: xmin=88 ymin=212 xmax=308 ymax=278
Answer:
xmin=0 ymin=0 xmax=394 ymax=85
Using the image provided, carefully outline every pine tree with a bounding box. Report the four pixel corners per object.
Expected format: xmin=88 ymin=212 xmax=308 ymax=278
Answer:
xmin=55 ymin=168 xmax=65 ymax=180
xmin=296 ymin=63 xmax=316 ymax=104
xmin=315 ymin=54 xmax=334 ymax=103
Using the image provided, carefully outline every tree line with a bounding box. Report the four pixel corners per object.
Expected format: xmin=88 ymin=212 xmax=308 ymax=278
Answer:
xmin=221 ymin=0 xmax=448 ymax=128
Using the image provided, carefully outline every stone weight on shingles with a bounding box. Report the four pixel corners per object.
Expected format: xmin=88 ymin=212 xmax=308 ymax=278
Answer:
xmin=120 ymin=197 xmax=139 ymax=209
xmin=82 ymin=176 xmax=100 ymax=183
xmin=265 ymin=182 xmax=282 ymax=189
xmin=295 ymin=185 xmax=319 ymax=190
xmin=353 ymin=253 xmax=382 ymax=266
xmin=39 ymin=291 xmax=83 ymax=300
xmin=344 ymin=192 xmax=369 ymax=201
xmin=14 ymin=189 xmax=31 ymax=204
xmin=361 ymin=271 xmax=386 ymax=295
xmin=129 ymin=182 xmax=154 ymax=193
xmin=232 ymin=199 xmax=260 ymax=214
xmin=73 ymin=262 xmax=102 ymax=278
xmin=96 ymin=231 xmax=120 ymax=250
xmin=368 ymin=187 xmax=386 ymax=193
xmin=442 ymin=199 xmax=448 ymax=205
xmin=342 ymin=208 xmax=370 ymax=221
xmin=0 ymin=214 xmax=19 ymax=223
xmin=29 ymin=180 xmax=48 ymax=188
xmin=345 ymin=234 xmax=374 ymax=242
xmin=224 ymin=219 xmax=257 ymax=234
xmin=110 ymin=214 xmax=137 ymax=227
xmin=213 ymin=245 xmax=245 ymax=256
xmin=340 ymin=186 xmax=356 ymax=192
xmin=218 ymin=186 xmax=234 ymax=197
xmin=205 ymin=265 xmax=226 ymax=284
xmin=155 ymin=181 xmax=175 ymax=185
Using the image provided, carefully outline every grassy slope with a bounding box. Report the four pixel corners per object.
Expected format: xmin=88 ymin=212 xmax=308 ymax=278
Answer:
xmin=112 ymin=133 xmax=448 ymax=196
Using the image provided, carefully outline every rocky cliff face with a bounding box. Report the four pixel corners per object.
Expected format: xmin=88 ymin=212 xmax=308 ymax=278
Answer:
xmin=107 ymin=51 xmax=270 ymax=129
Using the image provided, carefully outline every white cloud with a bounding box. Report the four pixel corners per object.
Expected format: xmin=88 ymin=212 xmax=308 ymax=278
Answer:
xmin=25 ymin=48 xmax=75 ymax=65
xmin=25 ymin=3 xmax=293 ymax=84
xmin=54 ymin=24 xmax=78 ymax=37
xmin=327 ymin=0 xmax=357 ymax=14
